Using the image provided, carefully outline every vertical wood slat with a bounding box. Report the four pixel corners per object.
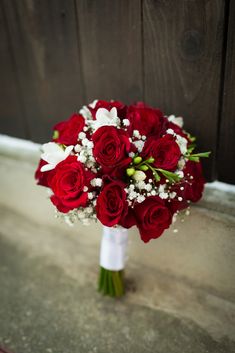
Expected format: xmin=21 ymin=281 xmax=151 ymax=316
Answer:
xmin=0 ymin=3 xmax=27 ymax=139
xmin=76 ymin=0 xmax=143 ymax=104
xmin=2 ymin=0 xmax=85 ymax=143
xmin=218 ymin=0 xmax=235 ymax=184
xmin=143 ymin=0 xmax=225 ymax=181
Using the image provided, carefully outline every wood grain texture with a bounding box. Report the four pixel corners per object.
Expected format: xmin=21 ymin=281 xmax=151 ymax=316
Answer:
xmin=76 ymin=0 xmax=143 ymax=104
xmin=143 ymin=0 xmax=225 ymax=180
xmin=218 ymin=0 xmax=235 ymax=184
xmin=3 ymin=0 xmax=84 ymax=143
xmin=0 ymin=2 xmax=27 ymax=138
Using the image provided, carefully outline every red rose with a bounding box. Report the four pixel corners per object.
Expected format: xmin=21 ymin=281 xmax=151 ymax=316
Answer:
xmin=48 ymin=156 xmax=91 ymax=213
xmin=184 ymin=161 xmax=205 ymax=202
xmin=35 ymin=159 xmax=53 ymax=187
xmin=96 ymin=181 xmax=128 ymax=227
xmin=92 ymin=126 xmax=131 ymax=173
xmin=142 ymin=135 xmax=181 ymax=171
xmin=127 ymin=102 xmax=165 ymax=137
xmin=134 ymin=196 xmax=172 ymax=243
xmin=53 ymin=113 xmax=85 ymax=145
xmin=89 ymin=100 xmax=127 ymax=119
xmin=168 ymin=161 xmax=205 ymax=213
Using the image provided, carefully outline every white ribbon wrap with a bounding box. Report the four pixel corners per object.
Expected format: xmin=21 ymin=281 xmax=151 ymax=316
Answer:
xmin=100 ymin=226 xmax=128 ymax=271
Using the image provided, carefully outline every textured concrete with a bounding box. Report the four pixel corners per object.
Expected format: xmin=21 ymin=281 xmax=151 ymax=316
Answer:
xmin=0 ymin=138 xmax=235 ymax=352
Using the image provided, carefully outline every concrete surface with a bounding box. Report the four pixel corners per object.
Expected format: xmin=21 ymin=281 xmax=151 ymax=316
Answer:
xmin=0 ymin=136 xmax=235 ymax=352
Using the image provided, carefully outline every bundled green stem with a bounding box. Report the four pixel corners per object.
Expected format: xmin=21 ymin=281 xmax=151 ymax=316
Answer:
xmin=98 ymin=266 xmax=125 ymax=297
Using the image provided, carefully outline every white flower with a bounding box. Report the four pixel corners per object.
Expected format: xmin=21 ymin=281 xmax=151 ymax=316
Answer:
xmin=176 ymin=135 xmax=188 ymax=155
xmin=91 ymin=107 xmax=120 ymax=131
xmin=159 ymin=192 xmax=168 ymax=199
xmin=136 ymin=181 xmax=146 ymax=190
xmin=74 ymin=144 xmax=82 ymax=153
xmin=79 ymin=106 xmax=92 ymax=119
xmin=123 ymin=119 xmax=130 ymax=126
xmin=170 ymin=192 xmax=177 ymax=199
xmin=133 ymin=130 xmax=141 ymax=138
xmin=145 ymin=183 xmax=152 ymax=192
xmin=178 ymin=157 xmax=186 ymax=170
xmin=90 ymin=178 xmax=102 ymax=187
xmin=133 ymin=140 xmax=145 ymax=152
xmin=168 ymin=115 xmax=183 ymax=128
xmin=137 ymin=195 xmax=145 ymax=203
xmin=158 ymin=184 xmax=166 ymax=193
xmin=77 ymin=154 xmax=87 ymax=163
xmin=82 ymin=138 xmax=89 ymax=146
xmin=129 ymin=191 xmax=137 ymax=200
xmin=132 ymin=171 xmax=146 ymax=181
xmin=89 ymin=99 xmax=98 ymax=109
xmin=78 ymin=132 xmax=86 ymax=140
xmin=88 ymin=192 xmax=94 ymax=200
xmin=166 ymin=128 xmax=175 ymax=135
xmin=40 ymin=142 xmax=73 ymax=172
xmin=176 ymin=170 xmax=184 ymax=178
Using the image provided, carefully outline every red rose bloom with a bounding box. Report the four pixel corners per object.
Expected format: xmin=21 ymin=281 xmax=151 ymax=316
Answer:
xmin=92 ymin=126 xmax=131 ymax=173
xmin=142 ymin=134 xmax=181 ymax=171
xmin=127 ymin=102 xmax=165 ymax=137
xmin=35 ymin=159 xmax=53 ymax=187
xmin=96 ymin=181 xmax=128 ymax=227
xmin=184 ymin=161 xmax=205 ymax=202
xmin=89 ymin=100 xmax=127 ymax=119
xmin=169 ymin=160 xmax=205 ymax=213
xmin=134 ymin=196 xmax=172 ymax=243
xmin=53 ymin=113 xmax=85 ymax=146
xmin=48 ymin=155 xmax=91 ymax=213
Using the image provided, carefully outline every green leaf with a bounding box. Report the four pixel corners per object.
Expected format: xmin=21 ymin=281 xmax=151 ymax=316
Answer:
xmin=188 ymin=134 xmax=196 ymax=142
xmin=188 ymin=156 xmax=200 ymax=162
xmin=187 ymin=143 xmax=196 ymax=154
xmin=153 ymin=171 xmax=160 ymax=182
xmin=157 ymin=169 xmax=181 ymax=183
xmin=190 ymin=151 xmax=211 ymax=158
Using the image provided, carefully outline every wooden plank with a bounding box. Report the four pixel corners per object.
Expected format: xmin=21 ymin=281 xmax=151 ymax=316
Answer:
xmin=0 ymin=3 xmax=27 ymax=139
xmin=143 ymin=0 xmax=225 ymax=180
xmin=76 ymin=0 xmax=143 ymax=104
xmin=218 ymin=0 xmax=235 ymax=184
xmin=3 ymin=0 xmax=85 ymax=143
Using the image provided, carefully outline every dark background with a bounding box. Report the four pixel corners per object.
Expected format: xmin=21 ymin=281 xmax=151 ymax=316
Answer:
xmin=0 ymin=0 xmax=234 ymax=183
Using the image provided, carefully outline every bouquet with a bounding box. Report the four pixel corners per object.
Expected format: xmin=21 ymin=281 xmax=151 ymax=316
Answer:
xmin=35 ymin=100 xmax=210 ymax=297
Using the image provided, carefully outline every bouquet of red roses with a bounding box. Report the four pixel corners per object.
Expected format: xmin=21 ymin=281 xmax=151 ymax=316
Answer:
xmin=35 ymin=100 xmax=210 ymax=297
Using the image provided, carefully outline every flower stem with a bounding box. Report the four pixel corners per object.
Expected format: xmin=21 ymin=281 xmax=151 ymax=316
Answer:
xmin=98 ymin=266 xmax=125 ymax=297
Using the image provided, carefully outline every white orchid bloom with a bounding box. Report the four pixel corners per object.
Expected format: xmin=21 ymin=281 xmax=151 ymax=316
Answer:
xmin=91 ymin=107 xmax=120 ymax=131
xmin=40 ymin=142 xmax=73 ymax=172
xmin=168 ymin=115 xmax=183 ymax=128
